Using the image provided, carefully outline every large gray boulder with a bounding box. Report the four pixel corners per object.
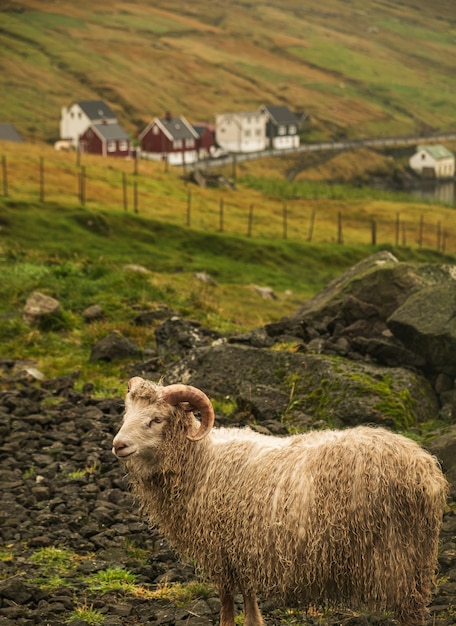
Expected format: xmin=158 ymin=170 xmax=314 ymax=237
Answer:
xmin=388 ymin=284 xmax=456 ymax=375
xmin=292 ymin=250 xmax=456 ymax=326
xmin=167 ymin=343 xmax=438 ymax=430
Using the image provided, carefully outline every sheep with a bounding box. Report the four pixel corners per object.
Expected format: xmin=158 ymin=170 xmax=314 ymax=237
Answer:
xmin=112 ymin=376 xmax=448 ymax=626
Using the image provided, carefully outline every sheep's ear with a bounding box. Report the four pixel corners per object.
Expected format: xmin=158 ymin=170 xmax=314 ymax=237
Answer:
xmin=128 ymin=377 xmax=144 ymax=393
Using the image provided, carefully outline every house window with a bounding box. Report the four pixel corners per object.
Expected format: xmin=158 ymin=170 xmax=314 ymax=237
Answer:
xmin=173 ymin=140 xmax=183 ymax=149
xmin=107 ymin=141 xmax=116 ymax=152
xmin=421 ymin=154 xmax=426 ymax=160
xmin=186 ymin=138 xmax=195 ymax=148
xmin=255 ymin=129 xmax=262 ymax=136
xmin=278 ymin=125 xmax=286 ymax=135
xmin=119 ymin=141 xmax=128 ymax=152
xmin=244 ymin=129 xmax=251 ymax=137
xmin=289 ymin=125 xmax=296 ymax=134
xmin=153 ymin=126 xmax=159 ymax=135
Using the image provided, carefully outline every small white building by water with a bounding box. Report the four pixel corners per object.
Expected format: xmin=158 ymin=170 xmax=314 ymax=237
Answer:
xmin=409 ymin=144 xmax=455 ymax=179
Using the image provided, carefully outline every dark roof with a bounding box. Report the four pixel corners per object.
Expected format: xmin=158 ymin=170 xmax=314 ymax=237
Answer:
xmin=76 ymin=100 xmax=117 ymax=121
xmin=260 ymin=105 xmax=299 ymax=125
xmin=160 ymin=117 xmax=198 ymax=141
xmin=90 ymin=122 xmax=130 ymax=141
xmin=192 ymin=123 xmax=214 ymax=138
xmin=0 ymin=123 xmax=24 ymax=142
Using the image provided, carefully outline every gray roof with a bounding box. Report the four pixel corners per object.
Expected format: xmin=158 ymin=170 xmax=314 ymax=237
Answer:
xmin=260 ymin=105 xmax=299 ymax=125
xmin=77 ymin=100 xmax=117 ymax=121
xmin=160 ymin=117 xmax=198 ymax=140
xmin=0 ymin=123 xmax=24 ymax=142
xmin=91 ymin=122 xmax=130 ymax=141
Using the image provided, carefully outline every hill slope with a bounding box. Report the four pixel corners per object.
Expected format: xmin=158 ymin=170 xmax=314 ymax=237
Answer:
xmin=1 ymin=0 xmax=455 ymax=143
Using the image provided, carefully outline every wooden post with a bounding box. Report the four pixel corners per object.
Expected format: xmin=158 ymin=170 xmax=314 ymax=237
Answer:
xmin=442 ymin=228 xmax=448 ymax=253
xmin=418 ymin=215 xmax=424 ymax=248
xmin=219 ymin=197 xmax=224 ymax=232
xmin=2 ymin=155 xmax=8 ymax=197
xmin=186 ymin=188 xmax=191 ymax=226
xmin=395 ymin=213 xmax=400 ymax=246
xmin=247 ymin=204 xmax=253 ymax=237
xmin=232 ymin=153 xmax=237 ymax=180
xmin=371 ymin=219 xmax=377 ymax=246
xmin=133 ymin=180 xmax=138 ymax=214
xmin=39 ymin=157 xmax=45 ymax=202
xmin=122 ymin=172 xmax=128 ymax=211
xmin=307 ymin=210 xmax=315 ymax=242
xmin=133 ymin=148 xmax=138 ymax=176
xmin=337 ymin=211 xmax=343 ymax=244
xmin=79 ymin=166 xmax=86 ymax=206
xmin=283 ymin=203 xmax=288 ymax=240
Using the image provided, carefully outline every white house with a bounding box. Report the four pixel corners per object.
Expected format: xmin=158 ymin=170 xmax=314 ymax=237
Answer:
xmin=60 ymin=100 xmax=118 ymax=148
xmin=409 ymin=144 xmax=455 ymax=179
xmin=215 ymin=111 xmax=267 ymax=153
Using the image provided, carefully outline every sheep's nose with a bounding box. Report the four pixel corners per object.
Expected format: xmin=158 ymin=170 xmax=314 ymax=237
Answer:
xmin=112 ymin=442 xmax=126 ymax=456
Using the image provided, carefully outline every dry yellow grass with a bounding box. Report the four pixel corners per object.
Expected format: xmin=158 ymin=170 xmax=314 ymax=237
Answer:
xmin=1 ymin=140 xmax=455 ymax=254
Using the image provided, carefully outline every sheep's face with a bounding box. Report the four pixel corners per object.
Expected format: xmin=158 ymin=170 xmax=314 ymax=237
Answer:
xmin=112 ymin=381 xmax=172 ymax=463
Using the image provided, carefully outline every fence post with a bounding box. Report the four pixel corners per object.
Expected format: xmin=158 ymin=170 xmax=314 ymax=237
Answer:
xmin=2 ymin=155 xmax=8 ymax=197
xmin=247 ymin=204 xmax=253 ymax=237
xmin=122 ymin=173 xmax=128 ymax=211
xmin=418 ymin=215 xmax=424 ymax=247
xmin=39 ymin=157 xmax=45 ymax=203
xmin=78 ymin=166 xmax=86 ymax=206
xmin=371 ymin=219 xmax=377 ymax=246
xmin=219 ymin=198 xmax=224 ymax=232
xmin=133 ymin=180 xmax=138 ymax=214
xmin=186 ymin=188 xmax=191 ymax=226
xmin=395 ymin=213 xmax=400 ymax=246
xmin=337 ymin=211 xmax=343 ymax=244
xmin=307 ymin=210 xmax=315 ymax=242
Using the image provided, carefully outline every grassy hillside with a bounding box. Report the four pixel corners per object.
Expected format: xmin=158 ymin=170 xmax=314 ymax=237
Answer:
xmin=1 ymin=0 xmax=455 ymax=143
xmin=1 ymin=139 xmax=456 ymax=391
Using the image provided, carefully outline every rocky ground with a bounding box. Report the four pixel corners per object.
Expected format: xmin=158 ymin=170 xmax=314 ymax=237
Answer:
xmin=0 ymin=371 xmax=455 ymax=626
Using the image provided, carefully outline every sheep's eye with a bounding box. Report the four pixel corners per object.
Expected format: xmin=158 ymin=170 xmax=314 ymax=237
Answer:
xmin=147 ymin=417 xmax=162 ymax=428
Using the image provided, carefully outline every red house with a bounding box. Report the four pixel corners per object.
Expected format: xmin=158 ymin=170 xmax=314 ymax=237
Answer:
xmin=192 ymin=123 xmax=216 ymax=159
xmin=79 ymin=122 xmax=131 ymax=157
xmin=139 ymin=115 xmax=199 ymax=165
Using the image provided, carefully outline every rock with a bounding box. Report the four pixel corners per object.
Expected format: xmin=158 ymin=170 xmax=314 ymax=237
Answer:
xmin=82 ymin=304 xmax=104 ymax=322
xmin=155 ymin=317 xmax=223 ymax=358
xmin=167 ymin=343 xmax=438 ymax=429
xmin=253 ymin=285 xmax=278 ymax=300
xmin=89 ymin=331 xmax=140 ymax=362
xmin=388 ymin=285 xmax=456 ymax=375
xmin=427 ymin=425 xmax=456 ymax=489
xmin=22 ymin=291 xmax=61 ymax=325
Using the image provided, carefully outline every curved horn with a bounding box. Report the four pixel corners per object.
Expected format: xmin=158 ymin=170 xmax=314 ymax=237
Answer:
xmin=161 ymin=384 xmax=215 ymax=441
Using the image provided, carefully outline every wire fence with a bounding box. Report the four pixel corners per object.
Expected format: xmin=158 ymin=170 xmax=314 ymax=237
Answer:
xmin=1 ymin=153 xmax=453 ymax=253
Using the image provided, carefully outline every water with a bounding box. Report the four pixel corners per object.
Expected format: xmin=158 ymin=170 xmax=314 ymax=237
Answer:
xmin=409 ymin=180 xmax=455 ymax=207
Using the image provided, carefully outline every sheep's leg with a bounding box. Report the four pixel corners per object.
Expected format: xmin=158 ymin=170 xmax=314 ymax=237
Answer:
xmin=219 ymin=587 xmax=235 ymax=626
xmin=243 ymin=592 xmax=264 ymax=626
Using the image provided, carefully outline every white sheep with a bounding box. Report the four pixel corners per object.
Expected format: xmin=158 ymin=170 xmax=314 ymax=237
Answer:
xmin=112 ymin=377 xmax=448 ymax=626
